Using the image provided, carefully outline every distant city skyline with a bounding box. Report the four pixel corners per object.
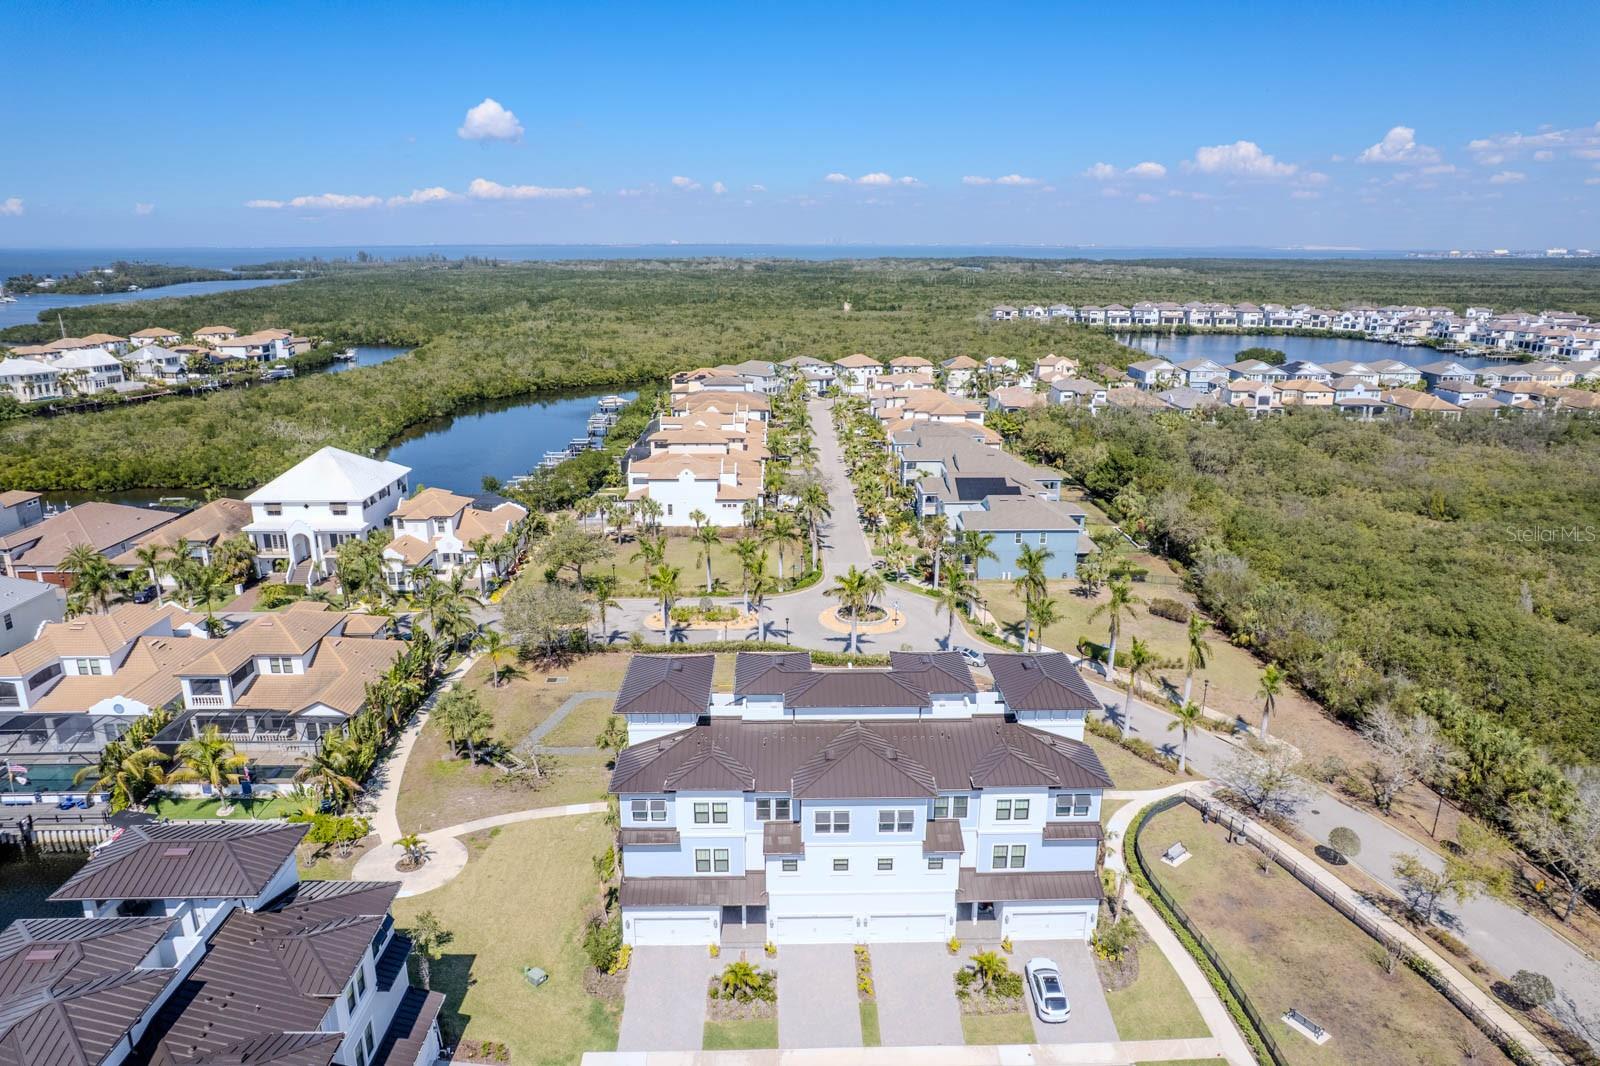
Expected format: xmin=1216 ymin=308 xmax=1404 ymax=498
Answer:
xmin=2 ymin=1 xmax=1596 ymax=250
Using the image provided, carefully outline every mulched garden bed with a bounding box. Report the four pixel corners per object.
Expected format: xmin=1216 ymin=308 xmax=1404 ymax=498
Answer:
xmin=1093 ymin=935 xmax=1144 ymax=992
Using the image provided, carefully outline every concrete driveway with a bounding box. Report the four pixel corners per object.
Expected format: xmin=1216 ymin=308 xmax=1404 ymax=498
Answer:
xmin=777 ymin=945 xmax=861 ymax=1049
xmin=873 ymin=942 xmax=964 ymax=1047
xmin=618 ymin=946 xmax=714 ymax=1052
xmin=1014 ymin=940 xmax=1118 ymax=1044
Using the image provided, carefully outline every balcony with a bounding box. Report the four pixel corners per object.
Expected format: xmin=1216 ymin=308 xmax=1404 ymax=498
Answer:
xmin=188 ymin=694 xmax=225 ymax=708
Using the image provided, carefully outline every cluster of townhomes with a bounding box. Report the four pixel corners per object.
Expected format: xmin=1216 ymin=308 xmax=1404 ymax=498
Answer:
xmin=990 ymin=301 xmax=1600 ymax=360
xmin=0 ymin=323 xmax=312 ymax=402
xmin=611 ymin=650 xmax=1113 ymax=947
xmin=0 ymin=820 xmax=442 ymax=1066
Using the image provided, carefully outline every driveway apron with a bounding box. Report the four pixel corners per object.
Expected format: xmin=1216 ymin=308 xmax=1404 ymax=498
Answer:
xmin=1015 ymin=940 xmax=1118 ymax=1044
xmin=618 ymin=946 xmax=714 ymax=1051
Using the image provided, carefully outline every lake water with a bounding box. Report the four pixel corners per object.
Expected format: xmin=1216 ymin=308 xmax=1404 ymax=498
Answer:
xmin=1115 ymin=332 xmax=1508 ymax=371
xmin=0 ymin=278 xmax=294 ymax=329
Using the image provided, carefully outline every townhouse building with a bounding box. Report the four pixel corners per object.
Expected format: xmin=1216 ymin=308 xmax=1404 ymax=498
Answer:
xmin=381 ymin=487 xmax=527 ymax=591
xmin=610 ymin=651 xmax=1112 ymax=947
xmin=0 ymin=355 xmax=64 ymax=402
xmin=835 ymin=353 xmax=884 ymax=394
xmin=244 ymin=447 xmax=411 ymax=585
xmin=949 ymin=496 xmax=1088 ymax=581
xmin=1048 ymin=378 xmax=1108 ymax=410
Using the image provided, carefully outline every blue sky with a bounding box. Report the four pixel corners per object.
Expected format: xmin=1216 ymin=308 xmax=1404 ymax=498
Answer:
xmin=2 ymin=0 xmax=1596 ymax=250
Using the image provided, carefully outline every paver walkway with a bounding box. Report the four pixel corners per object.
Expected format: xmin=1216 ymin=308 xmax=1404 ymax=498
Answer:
xmin=618 ymin=946 xmax=716 ymax=1052
xmin=871 ymin=942 xmax=964 ymax=1047
xmin=776 ymin=945 xmax=861 ymax=1049
xmin=524 ymin=689 xmax=614 ymax=755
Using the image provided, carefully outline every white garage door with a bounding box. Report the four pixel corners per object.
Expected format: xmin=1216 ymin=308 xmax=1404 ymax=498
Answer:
xmin=772 ymin=915 xmax=856 ymax=944
xmin=631 ymin=915 xmax=716 ymax=946
xmin=1004 ymin=909 xmax=1089 ymax=941
xmin=866 ymin=913 xmax=947 ymax=943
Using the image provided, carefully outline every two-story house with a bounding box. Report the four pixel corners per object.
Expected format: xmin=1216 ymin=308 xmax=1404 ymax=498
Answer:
xmin=127 ymin=343 xmax=188 ymax=382
xmin=1175 ymin=358 xmax=1229 ymax=392
xmin=244 ymin=447 xmax=411 ymax=585
xmin=1126 ymin=358 xmax=1179 ymax=390
xmin=949 ymin=496 xmax=1089 ymax=581
xmin=0 ymin=574 xmax=64 ymax=657
xmin=609 ymin=650 xmax=1112 ymax=948
xmin=382 ymin=488 xmax=527 ymax=591
xmin=0 ymin=356 xmax=64 ymax=402
xmin=835 ymin=354 xmax=884 ymax=394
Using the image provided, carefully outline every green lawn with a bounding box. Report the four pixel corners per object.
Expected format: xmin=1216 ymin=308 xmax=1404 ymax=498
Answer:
xmin=391 ymin=814 xmax=618 ymax=1066
xmin=541 ymin=698 xmax=613 ymax=749
xmin=961 ymin=1011 xmax=1034 ymax=1045
xmin=702 ymin=1018 xmax=778 ymax=1050
xmin=1103 ymin=935 xmax=1209 ymax=1040
xmin=1085 ymin=734 xmax=1187 ymax=791
xmin=147 ymin=794 xmax=299 ymax=820
xmin=1099 ymin=799 xmax=1128 ymax=827
xmin=859 ymin=1002 xmax=881 ymax=1046
xmin=295 ymin=838 xmax=372 ymax=881
xmin=598 ymin=534 xmax=748 ymax=598
xmin=1143 ymin=806 xmax=1514 ymax=1066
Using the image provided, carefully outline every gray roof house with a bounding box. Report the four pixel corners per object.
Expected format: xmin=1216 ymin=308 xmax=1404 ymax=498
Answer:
xmin=951 ymin=496 xmax=1088 ymax=580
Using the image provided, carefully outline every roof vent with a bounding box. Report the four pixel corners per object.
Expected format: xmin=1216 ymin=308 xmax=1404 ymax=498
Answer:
xmin=24 ymin=948 xmax=61 ymax=963
xmin=161 ymin=846 xmax=193 ymax=858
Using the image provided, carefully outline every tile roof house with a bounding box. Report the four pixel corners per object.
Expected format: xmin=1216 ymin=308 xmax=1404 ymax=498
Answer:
xmin=609 ymin=650 xmax=1112 ymax=947
xmin=382 ymin=488 xmax=527 ymax=592
xmin=110 ymin=498 xmax=253 ymax=585
xmin=0 ymin=503 xmax=180 ymax=586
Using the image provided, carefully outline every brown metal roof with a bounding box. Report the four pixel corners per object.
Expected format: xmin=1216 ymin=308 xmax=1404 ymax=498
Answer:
xmin=986 ymin=653 xmax=1101 ymax=713
xmin=187 ymin=1031 xmax=342 ymax=1066
xmin=1042 ymin=822 xmax=1105 ymax=842
xmin=0 ymin=916 xmax=170 ymax=1001
xmin=49 ymin=822 xmax=309 ymax=903
xmin=619 ymin=827 xmax=681 ymax=846
xmin=369 ymin=988 xmax=443 ymax=1066
xmin=620 ymin=872 xmax=767 ymax=908
xmin=612 ymin=717 xmax=1111 ymax=797
xmin=0 ymin=966 xmax=178 ymax=1066
xmin=956 ymin=869 xmax=1103 ymax=903
xmin=613 ymin=654 xmax=715 ymax=717
xmin=922 ymin=819 xmax=965 ymax=855
xmin=730 ymin=651 xmax=974 ymax=706
xmin=762 ymin=821 xmax=804 ymax=857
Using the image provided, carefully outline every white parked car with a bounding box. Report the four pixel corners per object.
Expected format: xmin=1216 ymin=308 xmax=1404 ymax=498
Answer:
xmin=1024 ymin=957 xmax=1071 ymax=1023
xmin=959 ymin=647 xmax=986 ymax=669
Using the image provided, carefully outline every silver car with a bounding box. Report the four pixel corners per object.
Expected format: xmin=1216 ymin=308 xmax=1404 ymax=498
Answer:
xmin=1024 ymin=957 xmax=1071 ymax=1023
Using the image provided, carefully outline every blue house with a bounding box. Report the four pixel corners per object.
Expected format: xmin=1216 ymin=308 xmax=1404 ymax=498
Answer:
xmin=952 ymin=496 xmax=1088 ymax=581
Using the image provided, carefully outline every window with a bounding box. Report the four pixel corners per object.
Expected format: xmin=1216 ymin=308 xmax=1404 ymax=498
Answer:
xmin=331 ymin=502 xmax=348 ymax=515
xmin=712 ymin=802 xmax=729 ymax=825
xmin=876 ymin=857 xmax=893 ymax=872
xmin=755 ymin=798 xmax=791 ymax=822
xmin=631 ymin=799 xmax=667 ymax=823
xmin=694 ymin=802 xmax=710 ymax=824
xmin=1012 ymin=799 xmax=1030 ymax=820
xmin=266 ymin=656 xmax=294 ymax=674
xmin=345 ymin=982 xmax=358 ymax=1013
xmin=695 ymin=848 xmax=730 ymax=873
xmin=229 ymin=661 xmax=253 ymax=689
xmin=877 ymin=809 xmax=914 ymax=834
xmin=1013 ymin=532 xmax=1023 ymax=544
xmin=994 ymin=799 xmax=1012 ymax=820
xmin=0 ymin=682 xmax=18 ymax=708
xmin=364 ymin=1022 xmax=375 ymax=1057
xmin=355 ymin=968 xmax=366 ymax=997
xmin=832 ymin=858 xmax=849 ymax=872
xmin=814 ymin=810 xmax=849 ymax=834
xmin=1055 ymin=793 xmax=1092 ymax=818
xmin=781 ymin=859 xmax=798 ymax=873
xmin=74 ymin=658 xmax=104 ymax=676
xmin=927 ymin=858 xmax=945 ymax=871
xmin=1039 ymin=533 xmax=1049 ymax=545
xmin=933 ymin=796 xmax=968 ymax=819
xmin=2 ymin=613 xmax=10 ymax=631
xmin=265 ymin=503 xmax=282 ymax=516
xmin=991 ymin=844 xmax=1027 ymax=870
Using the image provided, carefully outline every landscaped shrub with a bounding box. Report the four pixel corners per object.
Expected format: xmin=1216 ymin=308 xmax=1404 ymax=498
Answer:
xmin=946 ymin=936 xmax=962 ymax=955
xmin=713 ymin=961 xmax=776 ymax=1003
xmin=1508 ymin=970 xmax=1554 ymax=1010
xmin=1092 ymin=915 xmax=1139 ymax=962
xmin=854 ymin=945 xmax=875 ymax=1000
xmin=1327 ymin=826 xmax=1361 ymax=861
xmin=1148 ymin=597 xmax=1191 ymax=623
xmin=581 ymin=911 xmax=622 ymax=973
xmin=1426 ymin=927 xmax=1470 ymax=958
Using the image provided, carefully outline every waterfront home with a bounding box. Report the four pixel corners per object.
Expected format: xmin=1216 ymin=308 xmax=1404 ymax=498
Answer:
xmin=1492 ymin=382 xmax=1563 ymax=408
xmin=19 ymin=820 xmax=442 ymax=1066
xmin=1104 ymin=304 xmax=1132 ymax=327
xmin=1224 ymin=380 xmax=1278 ymax=416
xmin=52 ymin=347 xmax=127 ymax=393
xmin=1225 ymin=359 xmax=1287 ymax=383
xmin=874 ymin=372 xmax=936 ymax=394
xmin=1279 ymin=360 xmax=1333 ymax=383
xmin=1049 ymin=378 xmax=1107 ymax=410
xmin=1048 ymin=304 xmax=1075 ymax=320
xmin=130 ymin=326 xmax=182 ymax=347
xmin=625 ymin=453 xmax=761 ymax=527
xmin=212 ymin=330 xmax=294 ymax=363
xmin=1458 ymin=396 xmax=1509 ymax=416
xmin=674 ymin=390 xmax=772 ymax=426
xmin=127 ymin=343 xmax=188 ymax=382
xmin=193 ymin=325 xmax=239 ymax=343
xmin=109 ymin=498 xmax=253 ymax=589
xmin=243 ymin=447 xmax=411 ymax=586
xmin=1323 ymin=360 xmax=1379 ymax=384
xmin=1130 ymin=302 xmax=1160 ymax=327
xmin=1523 ymin=361 xmax=1576 ymax=385
xmin=1434 ymin=383 xmax=1493 ymax=406
xmin=1126 ymin=358 xmax=1180 ymax=390
xmin=836 ymin=353 xmax=884 ymax=394
xmin=987 ymin=385 xmax=1046 ymax=413
xmin=610 ymin=650 xmax=1111 ymax=947
xmin=0 ymin=502 xmax=178 ymax=585
xmin=1236 ymin=303 xmax=1265 ymax=328
xmin=1330 ymin=376 xmax=1383 ymax=403
xmin=1273 ymin=379 xmax=1335 ymax=407
xmin=1078 ymin=305 xmax=1106 ymax=325
xmin=1384 ymin=389 xmax=1463 ymax=420
xmin=0 ymin=490 xmax=43 ymax=537
xmin=1335 ymin=395 xmax=1392 ymax=420
xmin=951 ymin=496 xmax=1088 ymax=580
xmin=1156 ymin=386 xmax=1224 ymax=413
xmin=382 ymin=487 xmax=527 ymax=592
xmin=0 ymin=574 xmax=64 ymax=657
xmin=1022 ymin=305 xmax=1049 ymax=320
xmin=0 ymin=356 xmax=64 ymax=402
xmin=1369 ymin=359 xmax=1423 ymax=386
xmin=1175 ymin=358 xmax=1229 ymax=391
xmin=1418 ymin=360 xmax=1478 ymax=389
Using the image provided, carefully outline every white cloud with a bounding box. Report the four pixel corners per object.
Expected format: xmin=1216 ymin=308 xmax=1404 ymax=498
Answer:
xmin=965 ymin=174 xmax=1040 ymax=186
xmin=0 ymin=197 xmax=22 ymax=216
xmin=898 ymin=175 xmax=920 ymax=185
xmin=1187 ymin=141 xmax=1298 ymax=179
xmin=386 ymin=187 xmax=460 ymax=207
xmin=962 ymin=176 xmax=992 ymax=185
xmin=830 ymin=172 xmax=919 ymax=186
xmin=1126 ymin=161 xmax=1167 ymax=179
xmin=244 ymin=199 xmax=284 ymax=209
xmin=1468 ymin=121 xmax=1600 ymax=163
xmin=857 ymin=172 xmax=894 ymax=185
xmin=749 ymin=183 xmax=766 ymax=192
xmin=1488 ymin=171 xmax=1526 ymax=185
xmin=467 ymin=178 xmax=591 ymax=200
xmin=1586 ymin=177 xmax=1600 ymax=186
xmin=670 ymin=176 xmax=701 ymax=190
xmin=1084 ymin=162 xmax=1118 ymax=180
xmin=1534 ymin=150 xmax=1555 ymax=162
xmin=712 ymin=181 xmax=727 ymax=195
xmin=1299 ymin=171 xmax=1330 ymax=185
xmin=133 ymin=202 xmax=155 ymax=216
xmin=1100 ymin=187 xmax=1123 ymax=199
xmin=823 ymin=172 xmax=851 ymax=183
xmin=616 ymin=188 xmax=644 ymax=198
xmin=247 ymin=193 xmax=382 ymax=210
xmin=458 ymin=97 xmax=524 ymax=142
xmin=1135 ymin=192 xmax=1158 ymax=204
xmin=1421 ymin=164 xmax=1457 ymax=175
xmin=1358 ymin=126 xmax=1440 ymax=165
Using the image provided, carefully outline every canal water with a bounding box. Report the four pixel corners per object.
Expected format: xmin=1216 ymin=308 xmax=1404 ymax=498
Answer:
xmin=1115 ymin=332 xmax=1509 ymax=371
xmin=0 ymin=278 xmax=294 ymax=330
xmin=0 ymin=845 xmax=87 ymax=928
xmin=321 ymin=344 xmax=411 ymax=374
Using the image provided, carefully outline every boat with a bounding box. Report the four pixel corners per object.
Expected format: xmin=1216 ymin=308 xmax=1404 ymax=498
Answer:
xmin=597 ymin=394 xmax=627 ymax=411
xmin=334 ymin=347 xmax=358 ymax=361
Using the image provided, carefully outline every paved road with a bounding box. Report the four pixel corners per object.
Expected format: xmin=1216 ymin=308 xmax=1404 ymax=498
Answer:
xmin=1087 ymin=675 xmax=1600 ymax=1041
xmin=777 ymin=945 xmax=862 ymax=1048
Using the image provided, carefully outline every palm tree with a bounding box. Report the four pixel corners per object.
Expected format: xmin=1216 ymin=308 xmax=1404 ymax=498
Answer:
xmin=957 ymin=530 xmax=999 ymax=579
xmin=732 ymin=535 xmax=763 ymax=614
xmin=919 ymin=514 xmax=949 ymax=588
xmin=435 ymin=689 xmax=492 ymax=762
xmin=797 ymin=481 xmax=832 ymax=572
xmin=293 ymin=739 xmax=363 ymax=807
xmin=1030 ymin=595 xmax=1060 ymax=653
xmin=825 ymin=564 xmax=885 ymax=653
xmin=191 ymin=563 xmax=235 ymax=635
xmin=1121 ymin=637 xmax=1157 ymax=736
xmin=1257 ymin=663 xmax=1284 ymax=739
xmin=73 ymin=746 xmax=167 ymax=811
xmin=134 ymin=543 xmax=168 ymax=606
xmin=168 ymin=726 xmax=249 ymax=797
xmin=1088 ymin=577 xmax=1143 ymax=681
xmin=1168 ymin=700 xmax=1203 ymax=774
xmin=467 ymin=535 xmax=496 ymax=594
xmin=635 ymin=496 xmax=664 ymax=536
xmin=588 ymin=574 xmax=620 ymax=644
xmin=935 ymin=568 xmax=974 ymax=648
xmin=761 ymin=511 xmax=801 ymax=582
xmin=475 ymin=629 xmax=517 ymax=687
xmin=631 ymin=533 xmax=667 ymax=584
xmin=1011 ymin=543 xmax=1053 ymax=651
xmin=693 ymin=522 xmax=720 ymax=593
xmin=646 ymin=564 xmax=681 ymax=641
xmin=408 ymin=911 xmax=448 ymax=990
xmin=395 ymin=833 xmax=429 ymax=867
xmin=596 ymin=715 xmax=628 ymax=759
xmin=62 ymin=543 xmax=116 ymax=614
xmin=1183 ymin=615 xmax=1211 ymax=708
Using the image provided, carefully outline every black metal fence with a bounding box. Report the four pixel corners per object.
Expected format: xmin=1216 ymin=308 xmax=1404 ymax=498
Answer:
xmin=1132 ymin=794 xmax=1289 ymax=1066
